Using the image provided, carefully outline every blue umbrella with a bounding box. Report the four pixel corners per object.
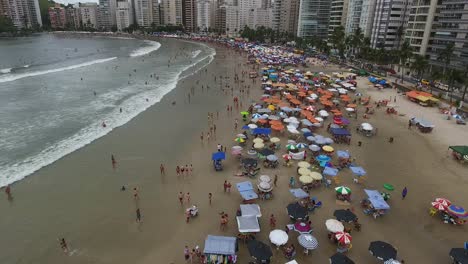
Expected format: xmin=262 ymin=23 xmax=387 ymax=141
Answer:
xmin=350 ymin=166 xmax=366 ymax=176
xmin=296 ymin=143 xmax=308 ymax=149
xmin=242 ymin=125 xmax=250 ymax=130
xmin=306 ymin=136 xmax=316 ymax=142
xmin=303 ymin=132 xmax=313 ymax=137
xmin=252 ymin=113 xmax=262 ymax=119
xmin=301 ymin=128 xmax=311 ymax=133
xmin=316 ymin=155 xmax=331 ymax=163
xmin=323 ymin=167 xmax=339 ymax=176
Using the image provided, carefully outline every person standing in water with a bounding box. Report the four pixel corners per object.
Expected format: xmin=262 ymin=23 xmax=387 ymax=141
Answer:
xmin=111 ymin=154 xmax=116 ymax=169
xmin=136 ymin=208 xmax=142 ymax=223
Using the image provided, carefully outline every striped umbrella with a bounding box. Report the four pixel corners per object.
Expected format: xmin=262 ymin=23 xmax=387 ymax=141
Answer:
xmin=296 ymin=143 xmax=308 ymax=149
xmin=235 ymin=137 xmax=245 ymax=143
xmin=252 ymin=113 xmax=262 ymax=119
xmin=297 ymin=234 xmax=318 ymax=250
xmin=447 ymin=205 xmax=468 ymax=218
xmin=431 ymin=201 xmax=447 ymax=211
xmin=435 ymin=198 xmax=451 ymax=207
xmin=335 ymin=186 xmax=351 ymax=195
xmin=286 ymin=144 xmax=297 ymax=150
xmin=335 ymin=232 xmax=352 ymax=245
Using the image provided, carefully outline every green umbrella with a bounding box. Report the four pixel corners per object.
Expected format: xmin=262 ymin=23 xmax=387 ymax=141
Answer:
xmin=335 ymin=186 xmax=351 ymax=195
xmin=383 ymin=183 xmax=394 ymax=191
xmin=240 ymin=111 xmax=249 ymax=116
xmin=286 ymin=144 xmax=297 ymax=151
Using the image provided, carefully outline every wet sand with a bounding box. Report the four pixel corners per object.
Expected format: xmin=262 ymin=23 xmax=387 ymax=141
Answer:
xmin=0 ymin=39 xmax=467 ymax=264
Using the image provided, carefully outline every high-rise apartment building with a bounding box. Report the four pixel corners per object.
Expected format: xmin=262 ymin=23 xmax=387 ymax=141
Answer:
xmin=80 ymin=2 xmax=98 ymax=29
xmin=65 ymin=5 xmax=81 ymax=29
xmin=97 ymin=0 xmax=116 ymax=30
xmin=214 ymin=4 xmax=226 ymax=34
xmin=406 ymin=0 xmax=468 ymax=70
xmin=1 ymin=0 xmax=42 ymax=29
xmin=134 ymin=0 xmax=153 ymax=27
xmin=182 ymin=0 xmax=196 ymax=31
xmin=115 ymin=0 xmax=133 ymax=30
xmin=196 ymin=0 xmax=211 ymax=31
xmin=161 ymin=0 xmax=182 ymax=25
xmin=151 ymin=0 xmax=160 ymax=26
xmin=297 ymin=0 xmax=332 ymax=38
xmin=370 ymin=0 xmax=411 ymax=49
xmin=225 ymin=4 xmax=239 ymax=36
xmin=272 ymin=0 xmax=300 ymax=35
xmin=48 ymin=4 xmax=66 ymax=29
xmin=238 ymin=0 xmax=262 ymax=29
xmin=328 ymin=0 xmax=348 ymax=37
xmin=345 ymin=0 xmax=375 ymax=36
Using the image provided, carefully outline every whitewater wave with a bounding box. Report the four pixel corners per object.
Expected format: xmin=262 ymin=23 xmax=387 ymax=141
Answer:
xmin=0 ymin=68 xmax=12 ymax=74
xmin=192 ymin=50 xmax=201 ymax=58
xmin=0 ymin=57 xmax=117 ymax=83
xmin=0 ymin=45 xmax=216 ymax=187
xmin=129 ymin=40 xmax=161 ymax=57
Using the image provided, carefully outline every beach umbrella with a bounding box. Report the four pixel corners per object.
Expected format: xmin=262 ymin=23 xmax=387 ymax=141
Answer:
xmin=242 ymin=158 xmax=257 ymax=166
xmin=383 ymin=183 xmax=394 ymax=191
xmin=335 ymin=232 xmax=352 ymax=245
xmin=299 ymin=175 xmax=313 ymax=184
xmin=315 ymin=138 xmax=327 ymax=145
xmin=268 ymin=115 xmax=280 ymax=120
xmin=369 ymin=241 xmax=397 ymax=261
xmin=258 ymin=181 xmax=273 ymax=192
xmin=267 ymin=105 xmax=276 ymax=111
xmin=449 ymin=248 xmax=468 ymax=264
xmin=447 ymin=205 xmax=468 ymax=218
xmin=298 ymin=161 xmax=311 ymax=168
xmin=323 ymin=145 xmax=334 ymax=152
xmin=259 ymin=175 xmax=271 ymax=183
xmin=252 ymin=113 xmax=262 ymax=119
xmin=325 ymin=219 xmax=344 ymax=233
xmin=301 ymin=128 xmax=311 ymax=133
xmin=432 ymin=201 xmax=448 ymax=211
xmin=349 ymin=166 xmax=366 ymax=176
xmin=232 ymin=145 xmax=243 ymax=151
xmin=287 ymin=203 xmax=308 ymax=220
xmin=316 ymin=155 xmax=331 ymax=163
xmin=270 ymin=137 xmax=280 ymax=143
xmin=334 ymin=209 xmax=357 ymax=223
xmin=324 ymin=138 xmax=334 ymax=144
xmin=345 ymin=107 xmax=355 ymax=112
xmin=260 ymin=114 xmax=269 ymax=119
xmin=303 ymin=131 xmax=313 ymax=137
xmin=282 ymin=154 xmax=292 ymax=160
xmin=253 ymin=138 xmax=264 ymax=144
xmin=315 ymin=117 xmax=324 ymax=123
xmin=309 ymin=172 xmax=323 ymax=180
xmin=236 ymin=133 xmax=247 ymax=139
xmin=330 ymin=253 xmax=355 ymax=264
xmin=319 ymin=110 xmax=329 ymax=117
xmin=296 ymin=143 xmax=308 ymax=149
xmin=298 ymin=167 xmax=311 ymax=175
xmin=266 ymin=155 xmax=278 ymax=161
xmin=254 ymin=143 xmax=265 ymax=149
xmin=306 ymin=136 xmax=316 ymax=142
xmin=269 ymin=229 xmax=289 ymax=246
xmin=241 ymin=125 xmax=250 ymax=130
xmin=241 ymin=111 xmax=249 ymax=116
xmin=383 ymin=259 xmax=402 ymax=264
xmin=293 ymin=221 xmax=312 ymax=234
xmin=309 ymin=144 xmax=320 ymax=152
xmin=235 ymin=137 xmax=245 ymax=143
xmin=435 ymin=198 xmax=451 ymax=207
xmin=297 ymin=234 xmax=318 ymax=250
xmin=247 ymin=240 xmax=272 ymax=262
xmin=323 ymin=167 xmax=339 ymax=177
xmin=335 ymin=186 xmax=351 ymax=195
xmin=258 ymin=108 xmax=271 ymax=113
xmin=286 ymin=144 xmax=297 ymax=151
xmin=336 ymin=150 xmax=350 ymax=159
xmin=248 ymin=124 xmax=258 ymax=129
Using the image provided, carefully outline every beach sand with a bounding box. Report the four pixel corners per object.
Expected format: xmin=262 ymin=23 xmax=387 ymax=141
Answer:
xmin=0 ymin=39 xmax=467 ymax=264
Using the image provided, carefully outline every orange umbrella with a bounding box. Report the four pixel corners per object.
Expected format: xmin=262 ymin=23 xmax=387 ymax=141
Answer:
xmin=271 ymin=125 xmax=284 ymax=131
xmin=347 ymin=104 xmax=357 ymax=108
xmin=308 ymin=117 xmax=319 ymax=123
xmin=257 ymin=119 xmax=268 ymax=124
xmin=334 ymin=111 xmax=343 ymax=116
xmin=270 ymin=120 xmax=282 ymax=126
xmin=341 ymin=97 xmax=351 ymax=102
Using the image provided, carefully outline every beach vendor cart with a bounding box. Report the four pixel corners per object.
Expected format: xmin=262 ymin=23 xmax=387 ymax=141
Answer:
xmin=212 ymin=151 xmax=226 ymax=171
xmin=358 ymin=123 xmax=374 ymax=137
xmin=448 ymin=146 xmax=468 ymax=163
xmin=361 ymin=189 xmax=390 ymax=219
xmin=236 ymin=181 xmax=259 ymax=204
xmin=410 ymin=117 xmax=434 ymax=133
xmin=203 ymin=235 xmax=238 ymax=264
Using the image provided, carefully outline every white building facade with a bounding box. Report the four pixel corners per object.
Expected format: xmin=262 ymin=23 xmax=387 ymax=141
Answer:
xmin=116 ymin=0 xmax=133 ymax=30
xmin=196 ymin=0 xmax=211 ymax=31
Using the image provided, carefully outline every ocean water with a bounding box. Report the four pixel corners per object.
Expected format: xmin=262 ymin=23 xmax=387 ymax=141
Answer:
xmin=0 ymin=34 xmax=215 ymax=187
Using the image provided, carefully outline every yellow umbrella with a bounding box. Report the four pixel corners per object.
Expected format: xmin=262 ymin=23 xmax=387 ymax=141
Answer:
xmin=254 ymin=142 xmax=265 ymax=149
xmin=270 ymin=137 xmax=280 ymax=143
xmin=322 ymin=145 xmax=334 ymax=152
xmin=298 ymin=167 xmax=311 ymax=175
xmin=309 ymin=172 xmax=323 ymax=180
xmin=299 ymin=175 xmax=313 ymax=184
xmin=253 ymin=138 xmax=264 ymax=144
xmin=297 ymin=161 xmax=311 ymax=168
xmin=235 ymin=137 xmax=245 ymax=143
xmin=268 ymin=105 xmax=275 ymax=110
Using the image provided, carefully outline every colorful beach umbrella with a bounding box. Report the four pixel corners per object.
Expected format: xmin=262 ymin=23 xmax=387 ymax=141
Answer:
xmin=435 ymin=198 xmax=451 ymax=207
xmin=322 ymin=145 xmax=334 ymax=152
xmin=286 ymin=144 xmax=297 ymax=150
xmin=335 ymin=232 xmax=352 ymax=245
xmin=297 ymin=161 xmax=310 ymax=168
xmin=335 ymin=186 xmax=351 ymax=195
xmin=252 ymin=113 xmax=262 ymax=119
xmin=447 ymin=205 xmax=468 ymax=218
xmin=431 ymin=201 xmax=448 ymax=211
xmin=282 ymin=154 xmax=292 ymax=160
xmin=235 ymin=137 xmax=245 ymax=143
xmin=293 ymin=222 xmax=312 ymax=234
xmin=241 ymin=111 xmax=249 ymax=116
xmin=296 ymin=143 xmax=308 ymax=149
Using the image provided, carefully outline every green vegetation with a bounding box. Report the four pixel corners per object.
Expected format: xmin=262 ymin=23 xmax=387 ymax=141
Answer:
xmin=0 ymin=16 xmax=16 ymax=33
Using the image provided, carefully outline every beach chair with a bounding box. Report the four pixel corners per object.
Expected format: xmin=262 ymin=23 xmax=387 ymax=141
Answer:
xmin=429 ymin=207 xmax=437 ymax=216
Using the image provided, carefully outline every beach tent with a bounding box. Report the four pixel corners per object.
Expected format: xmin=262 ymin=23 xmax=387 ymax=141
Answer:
xmin=330 ymin=128 xmax=351 ymax=136
xmin=350 ymin=166 xmax=366 ymax=176
xmin=253 ymin=128 xmax=272 ymax=135
xmin=237 ymin=181 xmax=259 ymax=201
xmin=212 ymin=152 xmax=226 ymax=161
xmin=203 ymin=235 xmax=238 ymax=256
xmin=237 ymin=215 xmax=261 ymax=233
xmin=449 ymin=146 xmax=468 ymax=159
xmin=289 ymin=188 xmax=309 ymax=199
xmin=240 ymin=204 xmax=262 ymax=217
xmin=337 ymin=150 xmax=350 ymax=159
xmin=323 ymin=167 xmax=339 ymax=177
xmin=365 ymin=189 xmax=390 ymax=210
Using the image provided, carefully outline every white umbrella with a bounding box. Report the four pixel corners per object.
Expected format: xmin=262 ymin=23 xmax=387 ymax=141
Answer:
xmin=309 ymin=144 xmax=320 ymax=151
xmin=258 ymin=181 xmax=273 ymax=192
xmin=325 ymin=219 xmax=344 ymax=233
xmin=248 ymin=124 xmax=258 ymax=129
xmin=319 ymin=110 xmax=329 ymax=117
xmin=232 ymin=145 xmax=243 ymax=151
xmin=306 ymin=136 xmax=316 ymax=142
xmin=315 ymin=117 xmax=324 ymax=122
xmin=324 ymin=138 xmax=334 ymax=144
xmin=236 ymin=133 xmax=247 ymax=138
xmin=345 ymin=107 xmax=355 ymax=112
xmin=270 ymin=137 xmax=280 ymax=143
xmin=297 ymin=234 xmax=318 ymax=250
xmin=254 ymin=142 xmax=265 ymax=149
xmin=259 ymin=175 xmax=271 ymax=182
xmin=253 ymin=138 xmax=264 ymax=144
xmin=269 ymin=230 xmax=289 ymax=246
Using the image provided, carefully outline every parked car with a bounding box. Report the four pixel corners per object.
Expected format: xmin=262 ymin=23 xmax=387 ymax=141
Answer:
xmin=421 ymin=79 xmax=430 ymax=86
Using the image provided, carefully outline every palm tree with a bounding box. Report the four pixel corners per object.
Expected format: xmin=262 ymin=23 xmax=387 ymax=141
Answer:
xmin=445 ymin=70 xmax=464 ymax=103
xmin=398 ymin=40 xmax=413 ymax=83
xmin=395 ymin=25 xmax=404 ymax=49
xmin=330 ymin=26 xmax=346 ymax=58
xmin=351 ymin=27 xmax=364 ymax=55
xmin=437 ymin=42 xmax=455 ymax=75
xmin=410 ymin=55 xmax=429 ymax=83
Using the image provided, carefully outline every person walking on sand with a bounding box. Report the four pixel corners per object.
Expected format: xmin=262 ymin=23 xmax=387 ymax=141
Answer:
xmin=270 ymin=214 xmax=276 ymax=229
xmin=178 ymin=192 xmax=184 ymax=205
xmin=223 ymin=180 xmax=228 ymax=192
xmin=184 ymin=245 xmax=190 ymax=261
xmin=185 ymin=165 xmax=189 ymax=176
xmin=186 ymin=192 xmax=191 ymax=203
xmin=111 ymin=154 xmax=116 ymax=169
xmin=274 ymin=174 xmax=278 ymax=187
xmin=136 ymin=208 xmax=142 ymax=223
xmin=5 ymin=185 xmax=12 ymax=200
xmin=160 ymin=164 xmax=165 ymax=175
xmin=133 ymin=188 xmax=139 ymax=200
xmin=59 ymin=238 xmax=68 ymax=253
xmin=227 ymin=182 xmax=232 ymax=193
xmin=176 ymin=166 xmax=181 ymax=176
xmin=402 ymin=187 xmax=408 ymax=200
xmin=234 ymin=119 xmax=238 ymax=130
xmin=189 ymin=164 xmax=193 ymax=176
xmin=208 ymin=193 xmax=212 ymax=205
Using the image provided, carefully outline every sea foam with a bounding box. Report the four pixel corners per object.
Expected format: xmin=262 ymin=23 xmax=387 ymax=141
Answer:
xmin=129 ymin=40 xmax=161 ymax=57
xmin=0 ymin=68 xmax=12 ymax=74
